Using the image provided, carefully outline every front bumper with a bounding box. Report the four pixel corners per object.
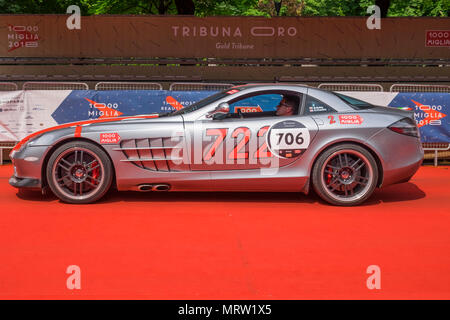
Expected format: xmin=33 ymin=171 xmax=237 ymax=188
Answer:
xmin=9 ymin=175 xmax=41 ymax=189
xmin=9 ymin=145 xmax=49 ymax=190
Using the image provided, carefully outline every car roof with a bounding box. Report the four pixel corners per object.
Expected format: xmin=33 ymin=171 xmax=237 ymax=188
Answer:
xmin=231 ymin=83 xmax=310 ymax=90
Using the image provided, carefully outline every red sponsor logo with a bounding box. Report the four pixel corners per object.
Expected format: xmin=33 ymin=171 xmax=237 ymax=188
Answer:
xmin=425 ymin=30 xmax=450 ymax=47
xmin=100 ymin=133 xmax=121 ymax=144
xmin=339 ymin=115 xmax=363 ymax=125
xmin=234 ymin=106 xmax=263 ymax=113
xmin=226 ymin=89 xmax=239 ymax=95
xmin=165 ymin=96 xmax=184 ymax=111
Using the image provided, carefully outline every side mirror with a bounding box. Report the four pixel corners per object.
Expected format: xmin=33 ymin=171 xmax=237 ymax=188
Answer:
xmin=207 ymin=102 xmax=230 ymax=120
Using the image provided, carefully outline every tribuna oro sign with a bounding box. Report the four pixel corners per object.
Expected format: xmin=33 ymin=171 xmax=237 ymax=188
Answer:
xmin=170 ymin=25 xmax=298 ymax=51
xmin=171 ymin=25 xmax=298 ymax=38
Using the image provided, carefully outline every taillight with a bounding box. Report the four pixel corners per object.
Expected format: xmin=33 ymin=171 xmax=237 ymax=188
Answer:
xmin=388 ymin=118 xmax=419 ymax=138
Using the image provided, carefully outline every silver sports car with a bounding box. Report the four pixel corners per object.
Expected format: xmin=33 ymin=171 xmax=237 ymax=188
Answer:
xmin=9 ymin=84 xmax=423 ymax=206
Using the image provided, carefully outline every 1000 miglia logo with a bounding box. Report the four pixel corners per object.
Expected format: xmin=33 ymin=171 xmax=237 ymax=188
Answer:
xmin=84 ymin=98 xmax=124 ymax=119
xmin=7 ymin=24 xmax=39 ymax=52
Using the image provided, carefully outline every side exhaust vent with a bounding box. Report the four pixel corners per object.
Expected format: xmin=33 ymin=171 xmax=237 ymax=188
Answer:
xmin=152 ymin=184 xmax=170 ymax=191
xmin=138 ymin=184 xmax=153 ymax=191
xmin=137 ymin=184 xmax=171 ymax=192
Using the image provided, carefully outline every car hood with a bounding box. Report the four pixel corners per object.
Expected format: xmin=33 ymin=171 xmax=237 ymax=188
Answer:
xmin=12 ymin=114 xmax=160 ymax=152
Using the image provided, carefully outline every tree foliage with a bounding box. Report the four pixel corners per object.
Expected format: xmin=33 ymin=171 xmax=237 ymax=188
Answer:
xmin=0 ymin=0 xmax=90 ymax=14
xmin=0 ymin=0 xmax=448 ymax=17
xmin=387 ymin=0 xmax=449 ymax=17
xmin=87 ymin=0 xmax=177 ymax=15
xmin=194 ymin=0 xmax=265 ymax=17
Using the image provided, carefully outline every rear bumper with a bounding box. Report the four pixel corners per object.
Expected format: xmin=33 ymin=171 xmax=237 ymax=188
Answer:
xmin=9 ymin=175 xmax=41 ymax=189
xmin=381 ymin=156 xmax=423 ymax=187
xmin=367 ymin=128 xmax=424 ymax=187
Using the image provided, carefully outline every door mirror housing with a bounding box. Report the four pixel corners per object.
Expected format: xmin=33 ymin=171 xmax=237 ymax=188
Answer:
xmin=207 ymin=102 xmax=230 ymax=120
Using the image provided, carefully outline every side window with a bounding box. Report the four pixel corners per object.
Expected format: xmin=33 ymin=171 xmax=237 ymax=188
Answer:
xmin=304 ymin=95 xmax=336 ymax=115
xmin=227 ymin=91 xmax=302 ymax=118
xmin=230 ymin=94 xmax=282 ymax=115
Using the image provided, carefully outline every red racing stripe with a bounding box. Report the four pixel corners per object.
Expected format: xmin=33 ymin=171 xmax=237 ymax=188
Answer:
xmin=74 ymin=126 xmax=82 ymax=137
xmin=12 ymin=114 xmax=159 ymax=152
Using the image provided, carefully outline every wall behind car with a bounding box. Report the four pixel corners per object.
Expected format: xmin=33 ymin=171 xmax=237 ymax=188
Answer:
xmin=2 ymin=16 xmax=449 ymax=61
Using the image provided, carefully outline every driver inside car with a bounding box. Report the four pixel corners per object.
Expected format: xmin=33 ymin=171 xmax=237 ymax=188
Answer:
xmin=231 ymin=95 xmax=299 ymax=118
xmin=275 ymin=96 xmax=298 ymax=116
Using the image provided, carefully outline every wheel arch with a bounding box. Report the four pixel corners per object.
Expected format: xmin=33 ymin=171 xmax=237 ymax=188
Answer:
xmin=41 ymin=137 xmax=117 ymax=189
xmin=309 ymin=139 xmax=384 ymax=189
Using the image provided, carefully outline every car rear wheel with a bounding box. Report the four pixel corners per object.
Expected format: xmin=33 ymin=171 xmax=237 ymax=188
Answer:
xmin=46 ymin=141 xmax=113 ymax=204
xmin=312 ymin=143 xmax=378 ymax=206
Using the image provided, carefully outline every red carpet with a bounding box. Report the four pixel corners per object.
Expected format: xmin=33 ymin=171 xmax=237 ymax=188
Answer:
xmin=0 ymin=164 xmax=449 ymax=299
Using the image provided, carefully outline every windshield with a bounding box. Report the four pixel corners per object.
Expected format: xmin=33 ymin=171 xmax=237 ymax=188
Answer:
xmin=333 ymin=92 xmax=375 ymax=110
xmin=165 ymin=90 xmax=232 ymax=116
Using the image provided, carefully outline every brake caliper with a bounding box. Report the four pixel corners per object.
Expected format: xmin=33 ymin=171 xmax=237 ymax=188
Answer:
xmin=90 ymin=160 xmax=99 ymax=185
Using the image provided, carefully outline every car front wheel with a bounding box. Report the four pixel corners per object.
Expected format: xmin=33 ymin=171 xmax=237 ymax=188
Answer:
xmin=312 ymin=143 xmax=378 ymax=206
xmin=46 ymin=141 xmax=113 ymax=204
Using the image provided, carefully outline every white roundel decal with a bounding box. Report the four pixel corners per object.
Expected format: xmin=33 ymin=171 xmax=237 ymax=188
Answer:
xmin=267 ymin=120 xmax=310 ymax=159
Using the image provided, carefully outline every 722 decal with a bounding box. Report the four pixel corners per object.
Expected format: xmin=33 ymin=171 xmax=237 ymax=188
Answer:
xmin=204 ymin=126 xmax=273 ymax=162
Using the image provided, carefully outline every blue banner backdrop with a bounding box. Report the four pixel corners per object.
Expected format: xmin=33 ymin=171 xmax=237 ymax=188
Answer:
xmin=389 ymin=92 xmax=449 ymax=143
xmin=50 ymin=90 xmax=449 ymax=143
xmin=51 ymin=90 xmax=218 ymax=124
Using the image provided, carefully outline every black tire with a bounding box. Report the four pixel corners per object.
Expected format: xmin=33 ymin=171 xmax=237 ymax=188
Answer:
xmin=46 ymin=141 xmax=113 ymax=204
xmin=312 ymin=143 xmax=378 ymax=206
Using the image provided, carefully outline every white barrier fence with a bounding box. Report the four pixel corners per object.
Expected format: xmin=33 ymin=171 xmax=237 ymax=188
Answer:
xmin=0 ymin=82 xmax=18 ymax=91
xmin=95 ymin=82 xmax=163 ymax=90
xmin=318 ymin=83 xmax=383 ymax=92
xmin=422 ymin=143 xmax=450 ymax=167
xmin=390 ymin=84 xmax=450 ymax=93
xmin=23 ymin=82 xmax=89 ymax=90
xmin=0 ymin=141 xmax=16 ymax=165
xmin=0 ymin=82 xmax=449 ymax=92
xmin=169 ymin=82 xmax=234 ymax=91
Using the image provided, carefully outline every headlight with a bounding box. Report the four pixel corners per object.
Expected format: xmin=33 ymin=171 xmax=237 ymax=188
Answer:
xmin=10 ymin=133 xmax=42 ymax=156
